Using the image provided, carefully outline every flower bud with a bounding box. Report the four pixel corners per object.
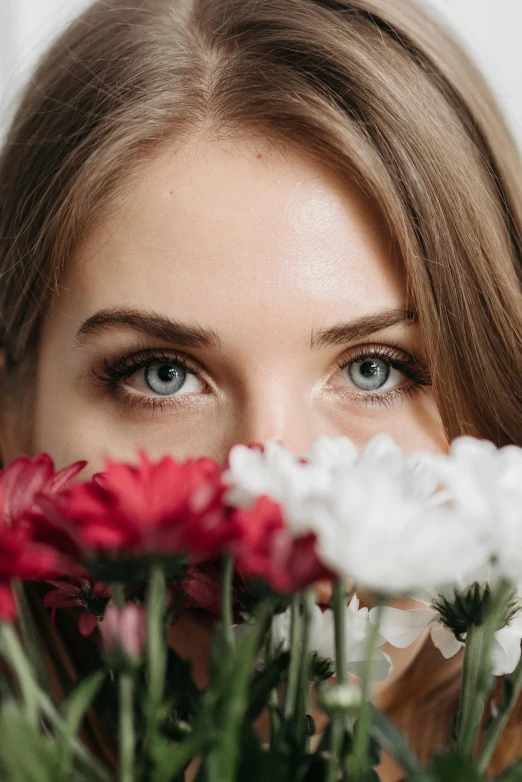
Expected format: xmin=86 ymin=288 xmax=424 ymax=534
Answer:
xmin=318 ymin=682 xmax=362 ymax=714
xmin=100 ymin=603 xmax=147 ymax=666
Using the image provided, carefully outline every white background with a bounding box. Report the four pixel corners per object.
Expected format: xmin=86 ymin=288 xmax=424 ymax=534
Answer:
xmin=0 ymin=0 xmax=521 ymax=152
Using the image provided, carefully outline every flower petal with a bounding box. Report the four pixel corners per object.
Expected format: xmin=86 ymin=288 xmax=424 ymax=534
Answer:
xmin=370 ymin=606 xmax=436 ymax=648
xmin=491 ymin=626 xmax=522 ymax=676
xmin=430 ymin=623 xmax=463 ymax=659
xmin=78 ymin=611 xmax=99 ymax=637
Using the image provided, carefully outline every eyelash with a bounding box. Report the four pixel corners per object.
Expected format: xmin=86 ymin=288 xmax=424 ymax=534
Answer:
xmin=90 ymin=342 xmax=431 ymax=414
xmin=335 ymin=343 xmax=431 ymax=410
xmin=90 ymin=347 xmax=203 ymax=414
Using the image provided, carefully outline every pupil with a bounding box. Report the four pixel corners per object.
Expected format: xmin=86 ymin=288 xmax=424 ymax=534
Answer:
xmin=158 ymin=365 xmax=177 ymax=382
xmin=145 ymin=362 xmax=185 ymax=394
xmin=361 ymin=360 xmax=379 ymax=377
xmin=348 ymin=357 xmax=390 ymax=391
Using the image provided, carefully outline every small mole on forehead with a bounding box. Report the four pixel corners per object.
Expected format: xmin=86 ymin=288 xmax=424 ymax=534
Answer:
xmin=256 ymin=153 xmax=262 ymax=159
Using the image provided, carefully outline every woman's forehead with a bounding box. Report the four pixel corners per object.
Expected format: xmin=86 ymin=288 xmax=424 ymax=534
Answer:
xmin=53 ymin=136 xmax=406 ymax=346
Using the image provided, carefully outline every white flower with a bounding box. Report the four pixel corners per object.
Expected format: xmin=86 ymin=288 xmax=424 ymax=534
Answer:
xmin=418 ymin=437 xmax=522 ymax=585
xmin=271 ymin=594 xmax=393 ymax=681
xmin=223 ymin=433 xmax=522 ymax=597
xmin=222 ymin=437 xmax=356 ymax=537
xmin=312 ymin=436 xmax=488 ymax=594
xmin=305 ymin=436 xmax=359 ymax=470
xmin=370 ymin=587 xmax=522 ymax=676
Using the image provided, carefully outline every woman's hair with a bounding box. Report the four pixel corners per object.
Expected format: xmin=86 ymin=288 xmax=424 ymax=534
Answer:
xmin=1 ymin=0 xmax=522 ymax=772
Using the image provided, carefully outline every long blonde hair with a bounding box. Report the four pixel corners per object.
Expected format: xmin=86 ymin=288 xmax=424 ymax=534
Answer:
xmin=2 ymin=0 xmax=522 ymax=772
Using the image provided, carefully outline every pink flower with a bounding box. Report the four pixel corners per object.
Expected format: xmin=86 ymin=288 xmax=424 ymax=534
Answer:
xmin=100 ymin=603 xmax=147 ymax=660
xmin=44 ymin=578 xmax=111 ymax=636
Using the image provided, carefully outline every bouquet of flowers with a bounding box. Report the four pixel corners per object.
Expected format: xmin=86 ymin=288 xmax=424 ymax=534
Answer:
xmin=0 ymin=433 xmax=522 ymax=781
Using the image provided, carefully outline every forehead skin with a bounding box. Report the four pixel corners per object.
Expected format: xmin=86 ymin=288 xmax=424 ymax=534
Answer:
xmin=68 ymin=136 xmax=402 ymax=349
xmin=32 ymin=134 xmax=445 ymax=470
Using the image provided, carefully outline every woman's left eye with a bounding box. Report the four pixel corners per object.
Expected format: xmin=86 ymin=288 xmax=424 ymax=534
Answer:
xmin=345 ymin=356 xmax=402 ymax=392
xmin=332 ymin=345 xmax=430 ymax=405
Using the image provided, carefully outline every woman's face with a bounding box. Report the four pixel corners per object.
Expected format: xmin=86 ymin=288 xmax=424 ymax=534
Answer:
xmin=1 ymin=133 xmax=447 ymax=700
xmin=27 ymin=134 xmax=446 ymax=472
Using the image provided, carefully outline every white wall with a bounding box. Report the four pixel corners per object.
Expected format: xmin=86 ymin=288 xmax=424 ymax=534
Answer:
xmin=1 ymin=0 xmax=522 ymax=151
xmin=0 ymin=0 xmax=92 ymax=141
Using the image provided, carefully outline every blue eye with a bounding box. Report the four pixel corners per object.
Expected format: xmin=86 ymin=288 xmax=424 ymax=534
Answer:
xmin=144 ymin=362 xmax=188 ymax=395
xmin=348 ymin=358 xmax=391 ymax=391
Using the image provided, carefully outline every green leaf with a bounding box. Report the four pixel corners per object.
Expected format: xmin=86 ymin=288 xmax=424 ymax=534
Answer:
xmin=149 ymin=728 xmax=213 ymax=782
xmin=236 ymin=720 xmax=264 ymax=781
xmin=56 ymin=670 xmax=107 ymax=781
xmin=369 ymin=706 xmax=423 ymax=779
xmin=61 ymin=670 xmax=106 ymax=736
xmin=246 ymin=652 xmax=289 ymax=721
xmin=0 ymin=699 xmax=70 ymax=782
xmin=427 ymin=751 xmax=481 ymax=782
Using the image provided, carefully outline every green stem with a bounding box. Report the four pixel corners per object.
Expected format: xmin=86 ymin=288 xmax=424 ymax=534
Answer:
xmin=1 ymin=622 xmax=39 ymax=728
xmin=283 ymin=596 xmax=301 ymax=721
xmin=41 ymin=693 xmax=112 ymax=781
xmin=478 ymin=653 xmax=522 ymax=774
xmin=221 ymin=556 xmax=234 ymax=649
xmin=119 ymin=673 xmax=135 ymax=782
xmin=110 ymin=583 xmax=125 ymax=610
xmin=456 ymin=624 xmax=487 ymax=756
xmin=304 ymin=683 xmax=313 ymax=754
xmin=297 ymin=589 xmax=315 ymax=750
xmin=206 ymin=600 xmax=274 ymax=782
xmin=325 ymin=716 xmax=344 ymax=782
xmin=333 ymin=580 xmax=347 ymax=685
xmin=351 ymin=599 xmax=384 ymax=779
xmin=325 ymin=580 xmax=347 ymax=782
xmin=456 ymin=581 xmax=514 ymax=758
xmin=264 ymin=623 xmax=280 ymax=747
xmin=144 ymin=565 xmax=167 ymax=757
xmin=13 ymin=582 xmax=49 ymax=693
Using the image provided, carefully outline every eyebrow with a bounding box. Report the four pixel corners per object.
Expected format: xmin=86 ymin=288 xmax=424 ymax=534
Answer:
xmin=310 ymin=307 xmax=417 ymax=349
xmin=74 ymin=307 xmax=222 ymax=350
xmin=73 ymin=305 xmax=417 ymax=351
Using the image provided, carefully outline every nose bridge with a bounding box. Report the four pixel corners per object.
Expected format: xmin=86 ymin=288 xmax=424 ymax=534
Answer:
xmin=225 ymin=371 xmax=322 ymax=457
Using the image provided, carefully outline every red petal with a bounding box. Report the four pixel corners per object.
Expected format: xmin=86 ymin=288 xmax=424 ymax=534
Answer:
xmin=78 ymin=611 xmax=99 ymax=637
xmin=0 ymin=582 xmax=17 ymax=621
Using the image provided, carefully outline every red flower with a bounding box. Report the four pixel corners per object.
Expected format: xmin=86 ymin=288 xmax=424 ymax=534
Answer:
xmin=0 ymin=454 xmax=89 ymax=578
xmin=44 ymin=578 xmax=111 ymax=636
xmin=231 ymin=495 xmax=334 ymax=593
xmin=46 ymin=449 xmax=239 ymax=558
xmin=0 ymin=453 xmax=86 ymax=527
xmin=0 ymin=524 xmax=61 ymax=621
xmin=169 ymin=559 xmax=243 ymax=616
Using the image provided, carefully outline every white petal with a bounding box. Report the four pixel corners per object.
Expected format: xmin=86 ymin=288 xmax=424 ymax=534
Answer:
xmin=430 ymin=623 xmax=464 ymax=658
xmin=348 ymin=650 xmax=393 ymax=681
xmin=370 ymin=607 xmax=436 ymax=648
xmin=491 ymin=627 xmax=522 ymax=676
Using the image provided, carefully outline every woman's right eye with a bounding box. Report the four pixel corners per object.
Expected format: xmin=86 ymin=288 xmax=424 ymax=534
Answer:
xmin=130 ymin=360 xmax=205 ymax=397
xmin=91 ymin=350 xmax=207 ymax=406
